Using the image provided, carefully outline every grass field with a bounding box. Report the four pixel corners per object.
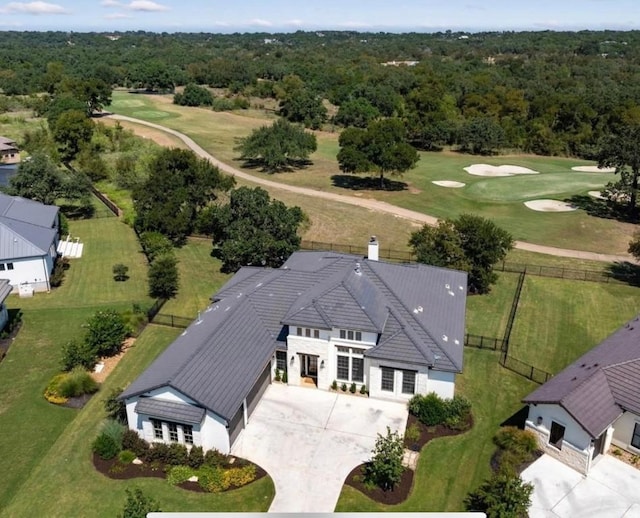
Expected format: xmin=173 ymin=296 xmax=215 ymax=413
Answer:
xmin=465 ymin=273 xmax=520 ymax=339
xmin=335 ymin=348 xmax=537 ymax=512
xmin=107 ymin=91 xmax=637 ymax=255
xmin=509 ymin=276 xmax=640 ymax=374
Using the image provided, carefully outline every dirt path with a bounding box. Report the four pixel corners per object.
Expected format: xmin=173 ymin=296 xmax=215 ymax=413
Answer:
xmin=108 ymin=114 xmax=636 ymax=264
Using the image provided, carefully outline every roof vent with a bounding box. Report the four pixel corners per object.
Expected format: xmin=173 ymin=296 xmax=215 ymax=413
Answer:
xmin=454 ymin=339 xmax=460 ymax=345
xmin=355 ymin=262 xmax=362 ymax=275
xmin=459 ymin=285 xmax=464 ymax=291
xmin=195 ymin=311 xmax=202 ymax=324
xmin=442 ymin=334 xmax=448 ymax=342
xmin=413 ymin=305 xmax=423 ymax=314
xmin=445 ymin=283 xmax=450 ymax=289
xmin=448 ymin=290 xmax=455 ymax=296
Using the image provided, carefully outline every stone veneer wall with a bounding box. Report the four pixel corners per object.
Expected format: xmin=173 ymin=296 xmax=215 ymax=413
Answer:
xmin=525 ymin=421 xmax=590 ymax=475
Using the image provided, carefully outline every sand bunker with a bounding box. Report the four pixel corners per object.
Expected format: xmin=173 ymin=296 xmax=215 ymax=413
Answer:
xmin=588 ymin=191 xmax=606 ymax=200
xmin=524 ymin=199 xmax=577 ymax=212
xmin=432 ymin=180 xmax=466 ymax=188
xmin=571 ymin=165 xmax=616 ymax=173
xmin=464 ymin=164 xmax=540 ymax=177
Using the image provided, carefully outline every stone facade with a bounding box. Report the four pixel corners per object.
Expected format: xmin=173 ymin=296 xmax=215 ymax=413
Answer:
xmin=526 ymin=420 xmax=591 ymax=475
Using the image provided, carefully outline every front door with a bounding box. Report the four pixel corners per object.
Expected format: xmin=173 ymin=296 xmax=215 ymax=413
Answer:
xmin=300 ymin=354 xmax=318 ymax=385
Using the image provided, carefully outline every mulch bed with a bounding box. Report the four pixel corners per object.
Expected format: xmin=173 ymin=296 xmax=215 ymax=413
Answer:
xmin=63 ymin=393 xmax=95 ymax=409
xmin=344 ymin=413 xmax=473 ymax=505
xmin=92 ymin=453 xmax=268 ymax=493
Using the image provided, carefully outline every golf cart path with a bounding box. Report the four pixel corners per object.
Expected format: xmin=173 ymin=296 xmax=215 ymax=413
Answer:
xmin=108 ymin=114 xmax=634 ymax=264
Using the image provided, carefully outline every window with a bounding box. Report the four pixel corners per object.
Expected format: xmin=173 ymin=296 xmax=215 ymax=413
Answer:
xmin=549 ymin=421 xmax=565 ymax=450
xmin=152 ymin=419 xmax=163 ymax=440
xmin=276 ymin=350 xmax=287 ymax=372
xmin=337 ymin=356 xmax=349 ymax=380
xmin=340 ymin=329 xmax=346 ymax=339
xmin=381 ymin=367 xmax=394 ymax=392
xmin=6 ymin=263 xmax=13 ymax=270
xmin=314 ymin=329 xmax=320 ymax=339
xmin=0 ymin=264 xmax=4 ymax=271
xmin=305 ymin=328 xmax=311 ymax=337
xmin=402 ymin=370 xmax=416 ymax=394
xmin=183 ymin=425 xmax=194 ymax=445
xmin=352 ymin=357 xmax=364 ymax=382
xmin=632 ymin=423 xmax=640 ymax=450
xmin=339 ymin=329 xmax=362 ymax=341
xmin=168 ymin=422 xmax=179 ymax=442
xmin=296 ymin=327 xmax=302 ymax=336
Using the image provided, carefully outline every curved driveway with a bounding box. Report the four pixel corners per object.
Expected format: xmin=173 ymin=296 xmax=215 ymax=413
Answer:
xmin=108 ymin=114 xmax=634 ymax=264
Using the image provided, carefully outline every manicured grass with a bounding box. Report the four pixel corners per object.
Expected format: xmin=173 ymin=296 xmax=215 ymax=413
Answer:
xmin=465 ymin=273 xmax=519 ymax=339
xmin=505 ymin=248 xmax=617 ymax=272
xmin=107 ymin=92 xmax=636 ymax=255
xmin=2 ymin=325 xmax=275 ymax=516
xmin=509 ymin=276 xmax=640 ymax=374
xmin=335 ymin=348 xmax=537 ymax=512
xmin=161 ymin=237 xmax=232 ymax=318
xmin=16 ymin=216 xmax=153 ymax=311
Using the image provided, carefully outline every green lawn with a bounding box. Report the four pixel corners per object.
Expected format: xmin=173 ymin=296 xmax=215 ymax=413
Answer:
xmin=161 ymin=237 xmax=232 ymax=318
xmin=509 ymin=276 xmax=640 ymax=374
xmin=107 ymin=91 xmax=637 ymax=255
xmin=335 ymin=348 xmax=537 ymax=512
xmin=465 ymin=272 xmax=519 ymax=339
xmin=2 ymin=325 xmax=274 ymax=516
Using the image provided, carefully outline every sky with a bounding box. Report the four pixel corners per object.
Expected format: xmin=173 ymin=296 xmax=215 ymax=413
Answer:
xmin=0 ymin=0 xmax=638 ymax=33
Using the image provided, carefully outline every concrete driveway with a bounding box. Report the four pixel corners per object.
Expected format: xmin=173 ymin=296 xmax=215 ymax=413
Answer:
xmin=521 ymin=454 xmax=640 ymax=517
xmin=230 ymin=383 xmax=408 ymax=513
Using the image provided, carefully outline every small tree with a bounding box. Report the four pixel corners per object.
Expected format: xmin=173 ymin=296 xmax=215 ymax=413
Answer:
xmin=628 ymin=230 xmax=640 ymax=260
xmin=104 ymin=386 xmax=127 ymax=424
xmin=465 ymin=474 xmax=533 ymax=518
xmin=120 ymin=488 xmax=161 ymax=518
xmin=139 ymin=231 xmax=174 ymax=263
xmin=148 ymin=254 xmax=179 ymax=299
xmin=112 ymin=264 xmax=129 ymax=282
xmin=365 ymin=427 xmax=405 ymax=491
xmin=85 ymin=309 xmax=129 ymax=358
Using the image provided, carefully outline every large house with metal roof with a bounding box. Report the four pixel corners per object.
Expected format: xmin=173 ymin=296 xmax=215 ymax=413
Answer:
xmin=0 ymin=192 xmax=60 ymax=293
xmin=0 ymin=136 xmax=19 ymax=164
xmin=121 ymin=239 xmax=467 ymax=454
xmin=523 ymin=316 xmax=640 ymax=474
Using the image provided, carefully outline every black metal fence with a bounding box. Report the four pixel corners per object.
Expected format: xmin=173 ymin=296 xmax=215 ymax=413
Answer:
xmin=464 ymin=333 xmax=507 ymax=351
xmin=300 ymin=240 xmax=415 ymax=262
xmin=500 ymin=354 xmax=553 ymax=384
xmin=151 ymin=313 xmax=192 ymax=329
xmin=503 ymin=272 xmax=526 ymax=346
xmin=146 ymin=298 xmax=167 ymax=321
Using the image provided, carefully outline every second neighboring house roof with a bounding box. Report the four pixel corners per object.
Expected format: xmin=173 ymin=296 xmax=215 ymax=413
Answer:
xmin=122 ymin=251 xmax=467 ymax=422
xmin=523 ymin=316 xmax=640 ymax=438
xmin=0 ymin=279 xmax=11 ymax=303
xmin=0 ymin=193 xmax=58 ymax=261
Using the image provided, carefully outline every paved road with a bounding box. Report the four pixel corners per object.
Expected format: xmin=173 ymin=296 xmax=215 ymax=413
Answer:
xmin=108 ymin=114 xmax=636 ymax=264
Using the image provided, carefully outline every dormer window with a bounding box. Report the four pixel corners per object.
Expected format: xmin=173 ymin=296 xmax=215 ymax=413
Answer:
xmin=294 ymin=327 xmax=320 ymax=339
xmin=339 ymin=329 xmax=362 ymax=341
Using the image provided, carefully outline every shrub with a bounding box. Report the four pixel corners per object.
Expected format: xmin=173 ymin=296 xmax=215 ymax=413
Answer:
xmin=148 ymin=253 xmax=179 ymax=299
xmin=331 ymin=380 xmax=338 ymax=390
xmin=282 ymin=370 xmax=288 ymax=383
xmin=204 ymin=449 xmax=228 ymax=468
xmin=112 ymin=263 xmax=129 ymax=281
xmin=197 ymin=465 xmax=228 ymax=493
xmin=188 ymin=445 xmax=205 ymax=469
xmin=104 ymin=386 xmax=127 ymax=423
xmin=493 ymin=427 xmax=538 ymax=455
xmin=50 ymin=257 xmax=69 ymax=287
xmin=118 ymin=449 xmax=137 ymax=464
xmin=167 ymin=443 xmax=189 ymax=466
xmin=60 ymin=339 xmax=96 ymax=371
xmin=360 ymin=384 xmax=367 ymax=395
xmin=405 ymin=423 xmax=421 ymax=446
xmin=93 ymin=431 xmax=120 ymax=460
xmin=465 ymin=473 xmax=533 ymax=517
xmin=148 ymin=442 xmax=171 ymax=464
xmin=409 ymin=392 xmax=448 ymax=426
xmin=166 ymin=464 xmax=195 ymax=485
xmin=44 ymin=373 xmax=69 ymax=404
xmin=341 ymin=383 xmax=347 ymax=392
xmin=101 ymin=419 xmax=127 ymax=449
xmin=224 ymin=464 xmax=256 ymax=488
xmin=349 ymin=383 xmax=357 ymax=393
xmin=274 ymin=368 xmax=281 ymax=382
xmin=120 ymin=488 xmax=161 ymax=518
xmin=57 ymin=367 xmax=99 ymax=398
xmin=84 ymin=309 xmax=129 ymax=358
xmin=122 ymin=429 xmax=150 ymax=458
xmin=444 ymin=395 xmax=472 ymax=430
xmin=139 ymin=231 xmax=174 ymax=263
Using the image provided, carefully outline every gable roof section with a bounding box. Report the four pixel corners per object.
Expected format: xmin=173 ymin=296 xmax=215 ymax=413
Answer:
xmin=0 ymin=279 xmax=11 ymax=303
xmin=524 ymin=316 xmax=640 ymax=437
xmin=123 ymin=250 xmax=467 ymax=421
xmin=0 ymin=193 xmax=58 ymax=261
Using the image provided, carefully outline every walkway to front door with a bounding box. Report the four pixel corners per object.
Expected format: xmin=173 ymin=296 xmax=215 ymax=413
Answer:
xmin=230 ymin=384 xmax=408 ymax=513
xmin=299 ymin=353 xmax=318 ymax=386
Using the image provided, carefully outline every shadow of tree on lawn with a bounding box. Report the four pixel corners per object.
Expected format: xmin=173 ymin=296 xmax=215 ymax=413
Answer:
xmin=606 ymin=261 xmax=640 ymax=287
xmin=565 ymin=195 xmax=638 ymax=223
xmin=236 ymin=158 xmax=313 ymax=174
xmin=331 ymin=174 xmax=408 ymax=191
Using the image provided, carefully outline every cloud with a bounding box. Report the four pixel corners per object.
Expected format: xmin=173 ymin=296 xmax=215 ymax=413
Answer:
xmin=249 ymin=18 xmax=272 ymax=27
xmin=1 ymin=1 xmax=68 ymax=14
xmin=105 ymin=12 xmax=132 ymax=19
xmin=127 ymin=0 xmax=168 ymax=11
xmin=100 ymin=0 xmax=122 ymax=6
xmin=284 ymin=19 xmax=304 ymax=27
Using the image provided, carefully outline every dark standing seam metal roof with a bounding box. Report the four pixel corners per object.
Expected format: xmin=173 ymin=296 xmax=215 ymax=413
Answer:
xmin=135 ymin=397 xmax=206 ymax=424
xmin=0 ymin=279 xmax=11 ymax=303
xmin=122 ymin=251 xmax=467 ymax=422
xmin=524 ymin=316 xmax=640 ymax=438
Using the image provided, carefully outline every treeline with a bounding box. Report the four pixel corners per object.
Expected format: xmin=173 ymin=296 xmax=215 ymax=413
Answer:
xmin=2 ymin=30 xmax=640 ymax=156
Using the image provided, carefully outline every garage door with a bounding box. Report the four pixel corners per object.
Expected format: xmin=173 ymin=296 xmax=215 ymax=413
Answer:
xmin=228 ymin=404 xmax=244 ymax=446
xmin=246 ymin=362 xmax=271 ymax=417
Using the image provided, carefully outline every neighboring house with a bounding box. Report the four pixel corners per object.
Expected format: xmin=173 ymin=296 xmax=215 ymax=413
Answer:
xmin=0 ymin=193 xmax=60 ymax=293
xmin=0 ymin=279 xmax=11 ymax=331
xmin=121 ymin=238 xmax=467 ymax=454
xmin=0 ymin=137 xmax=19 ymax=164
xmin=523 ymin=316 xmax=640 ymax=474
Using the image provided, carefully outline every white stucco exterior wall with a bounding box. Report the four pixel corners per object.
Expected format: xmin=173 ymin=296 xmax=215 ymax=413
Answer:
xmin=427 ymin=369 xmax=456 ymax=399
xmin=368 ymin=358 xmax=438 ymax=401
xmin=612 ymin=411 xmax=640 ymax=454
xmin=1 ymin=255 xmax=52 ymax=292
xmin=124 ymin=386 xmax=231 ymax=453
